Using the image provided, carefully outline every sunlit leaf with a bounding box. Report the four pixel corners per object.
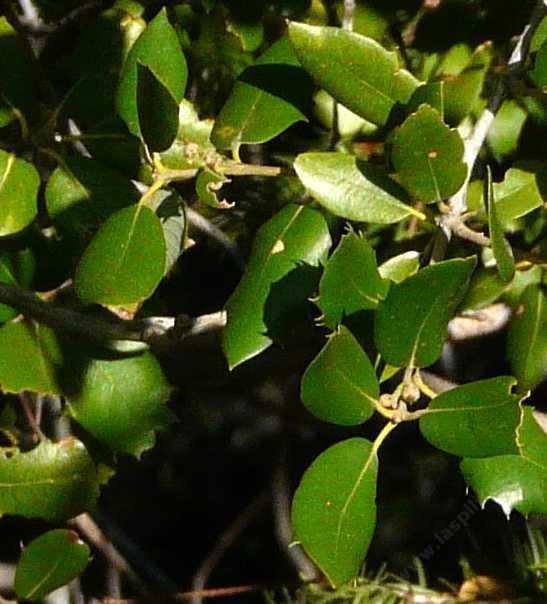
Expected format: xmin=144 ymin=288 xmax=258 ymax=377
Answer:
xmin=0 ymin=439 xmax=100 ymax=520
xmin=292 ymin=438 xmax=378 ymax=587
xmin=288 ymin=22 xmax=419 ymax=125
xmin=294 ymin=152 xmax=422 ymax=224
xmin=374 ymin=258 xmax=476 ymax=367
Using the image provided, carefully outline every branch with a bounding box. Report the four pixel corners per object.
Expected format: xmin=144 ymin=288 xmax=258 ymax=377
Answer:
xmin=440 ymin=0 xmax=547 ymax=238
xmin=342 ymin=0 xmax=355 ymax=31
xmin=0 ymin=281 xmax=226 ymax=347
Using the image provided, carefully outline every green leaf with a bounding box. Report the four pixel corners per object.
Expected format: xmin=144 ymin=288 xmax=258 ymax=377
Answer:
xmin=211 ymin=37 xmax=312 ymax=151
xmin=407 ymin=82 xmax=445 ymax=116
xmin=531 ymin=40 xmax=547 ymax=89
xmin=0 ymin=249 xmax=35 ymax=322
xmin=152 ymin=190 xmax=186 ymax=274
xmin=317 ymin=232 xmax=388 ymax=328
xmin=313 ymin=90 xmax=374 ymax=139
xmin=487 ymin=100 xmax=527 ymax=161
xmin=0 ymin=17 xmax=37 ymax=126
xmin=420 ymin=377 xmax=520 ymax=458
xmin=67 ymin=349 xmax=173 ymax=457
xmin=378 ymin=251 xmax=420 ymax=284
xmin=461 ymin=454 xmax=547 ymax=517
xmin=507 ymin=284 xmax=547 ymax=391
xmin=392 ymin=104 xmax=466 ymax=203
xmin=223 ymin=204 xmax=331 ymax=369
xmin=301 ymin=327 xmax=378 ymax=425
xmin=226 ymin=16 xmax=264 ymax=52
xmin=294 ymin=152 xmax=423 ymax=224
xmin=195 ymin=168 xmax=231 ymax=209
xmin=493 ymin=163 xmax=546 ymax=227
xmin=0 ymin=439 xmax=100 ymax=520
xmin=136 ymin=62 xmax=180 ymax=152
xmin=0 ymin=150 xmax=40 ymax=237
xmin=45 ymin=156 xmax=139 ymax=237
xmin=0 ymin=322 xmax=62 ymax=395
xmin=486 ymin=169 xmax=514 ymax=282
xmin=519 ymin=408 xmax=547 ymax=467
xmin=288 ymin=22 xmax=419 ymax=126
xmin=439 ymin=42 xmax=492 ymax=125
xmin=292 ymin=437 xmax=378 ymax=587
xmin=374 ymin=258 xmax=476 ymax=367
xmin=15 ymin=530 xmax=90 ymax=601
xmin=116 ymin=9 xmax=187 ymax=138
xmin=75 ymin=205 xmax=166 ymax=307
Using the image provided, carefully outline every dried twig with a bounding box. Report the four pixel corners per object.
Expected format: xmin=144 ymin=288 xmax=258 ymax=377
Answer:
xmin=190 ymin=491 xmax=269 ymax=604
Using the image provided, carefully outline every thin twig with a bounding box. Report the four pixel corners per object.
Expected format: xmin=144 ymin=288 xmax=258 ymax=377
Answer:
xmin=190 ymin=491 xmax=269 ymax=604
xmin=0 ymin=281 xmax=225 ymax=347
xmin=440 ymin=0 xmax=547 ymax=244
xmin=70 ymin=514 xmax=155 ymax=600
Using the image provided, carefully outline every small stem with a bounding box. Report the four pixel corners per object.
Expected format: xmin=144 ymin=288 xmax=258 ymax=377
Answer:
xmin=372 ymin=421 xmax=398 ymax=454
xmin=138 ymin=178 xmax=165 ymax=207
xmin=342 ymin=0 xmax=355 ymax=31
xmin=413 ymin=370 xmax=438 ymax=399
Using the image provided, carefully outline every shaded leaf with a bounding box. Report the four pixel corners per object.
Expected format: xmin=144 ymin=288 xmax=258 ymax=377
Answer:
xmin=317 ymin=232 xmax=388 ymax=328
xmin=211 ymin=37 xmax=312 ymax=151
xmin=0 ymin=17 xmax=36 ymax=126
xmin=487 ymin=168 xmax=514 ymax=282
xmin=507 ymin=284 xmax=547 ymax=391
xmin=196 ymin=168 xmax=232 ymax=209
xmin=0 ymin=249 xmax=35 ymax=322
xmin=116 ymin=9 xmax=187 ymax=138
xmin=152 ymin=190 xmax=186 ymax=274
xmin=15 ymin=530 xmax=90 ymax=601
xmin=392 ymin=104 xmax=466 ymax=203
xmin=292 ymin=438 xmax=378 ymax=587
xmin=294 ymin=152 xmax=422 ymax=224
xmin=288 ymin=22 xmax=418 ymax=125
xmin=223 ymin=204 xmax=331 ymax=369
xmin=0 ymin=322 xmax=62 ymax=395
xmin=75 ymin=205 xmax=166 ymax=307
xmin=136 ymin=62 xmax=180 ymax=152
xmin=45 ymin=156 xmax=139 ymax=237
xmin=531 ymin=40 xmax=547 ymax=89
xmin=0 ymin=150 xmax=40 ymax=237
xmin=301 ymin=326 xmax=378 ymax=425
xmin=67 ymin=349 xmax=173 ymax=457
xmin=407 ymin=82 xmax=444 ymax=116
xmin=0 ymin=439 xmax=100 ymax=520
xmin=374 ymin=258 xmax=476 ymax=367
xmin=487 ymin=100 xmax=527 ymax=161
xmin=420 ymin=377 xmax=520 ymax=458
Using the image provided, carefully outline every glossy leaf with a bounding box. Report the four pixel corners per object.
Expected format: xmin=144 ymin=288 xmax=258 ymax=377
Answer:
xmin=378 ymin=251 xmax=420 ymax=284
xmin=0 ymin=249 xmax=35 ymax=322
xmin=75 ymin=205 xmax=166 ymax=307
xmin=45 ymin=156 xmax=139 ymax=236
xmin=507 ymin=285 xmax=547 ymax=391
xmin=0 ymin=439 xmax=100 ymax=520
xmin=0 ymin=322 xmax=62 ymax=395
xmin=116 ymin=9 xmax=187 ymax=138
xmin=67 ymin=349 xmax=173 ymax=457
xmin=374 ymin=258 xmax=476 ymax=367
xmin=15 ymin=530 xmax=90 ymax=601
xmin=288 ymin=22 xmax=419 ymax=125
xmin=223 ymin=204 xmax=331 ymax=369
xmin=461 ymin=455 xmax=547 ymax=516
xmin=0 ymin=150 xmax=40 ymax=237
xmin=301 ymin=327 xmax=378 ymax=425
xmin=292 ymin=437 xmax=378 ymax=587
xmin=493 ymin=163 xmax=545 ymax=226
xmin=317 ymin=232 xmax=388 ymax=328
xmin=136 ymin=62 xmax=180 ymax=152
xmin=211 ymin=37 xmax=312 ymax=151
xmin=420 ymin=377 xmax=520 ymax=458
xmin=294 ymin=152 xmax=422 ymax=224
xmin=487 ymin=169 xmax=515 ymax=282
xmin=392 ymin=104 xmax=466 ymax=203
